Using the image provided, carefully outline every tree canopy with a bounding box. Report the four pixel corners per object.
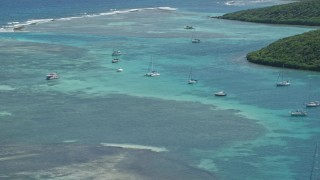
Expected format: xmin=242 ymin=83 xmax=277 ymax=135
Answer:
xmin=219 ymin=0 xmax=320 ymax=26
xmin=247 ymin=30 xmax=320 ymax=71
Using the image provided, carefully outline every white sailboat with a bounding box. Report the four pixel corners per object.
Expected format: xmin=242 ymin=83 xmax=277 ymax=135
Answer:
xmin=276 ymin=64 xmax=290 ymax=86
xmin=305 ymin=83 xmax=320 ymax=108
xmin=191 ymin=30 xmax=200 ymax=43
xmin=46 ymin=72 xmax=59 ymax=80
xmin=112 ymin=50 xmax=121 ymax=56
xmin=188 ymin=67 xmax=197 ymax=84
xmin=145 ymin=56 xmax=160 ymax=77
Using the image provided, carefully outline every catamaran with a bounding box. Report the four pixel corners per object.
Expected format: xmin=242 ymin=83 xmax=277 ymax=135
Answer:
xmin=46 ymin=72 xmax=59 ymax=80
xmin=145 ymin=56 xmax=160 ymax=77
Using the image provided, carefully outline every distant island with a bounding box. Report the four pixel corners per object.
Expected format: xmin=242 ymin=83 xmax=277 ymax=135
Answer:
xmin=216 ymin=0 xmax=320 ymax=71
xmin=218 ymin=0 xmax=320 ymax=26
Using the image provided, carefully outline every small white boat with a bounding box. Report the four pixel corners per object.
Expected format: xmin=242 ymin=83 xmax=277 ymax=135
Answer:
xmin=214 ymin=91 xmax=227 ymax=96
xmin=112 ymin=50 xmax=121 ymax=56
xmin=306 ymin=101 xmax=320 ymax=107
xmin=290 ymin=109 xmax=307 ymax=116
xmin=46 ymin=72 xmax=59 ymax=80
xmin=112 ymin=58 xmax=120 ymax=63
xmin=225 ymin=1 xmax=236 ymax=5
xmin=117 ymin=68 xmax=123 ymax=72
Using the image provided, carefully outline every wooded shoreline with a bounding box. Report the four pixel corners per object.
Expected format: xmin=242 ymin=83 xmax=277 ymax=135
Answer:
xmin=217 ymin=0 xmax=320 ymax=71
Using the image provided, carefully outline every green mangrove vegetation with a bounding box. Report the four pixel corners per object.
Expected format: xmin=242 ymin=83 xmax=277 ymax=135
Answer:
xmin=219 ymin=0 xmax=320 ymax=26
xmin=216 ymin=0 xmax=320 ymax=71
xmin=247 ymin=30 xmax=320 ymax=71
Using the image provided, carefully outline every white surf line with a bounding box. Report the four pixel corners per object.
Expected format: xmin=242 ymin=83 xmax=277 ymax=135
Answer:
xmin=0 ymin=154 xmax=38 ymax=161
xmin=0 ymin=84 xmax=16 ymax=91
xmin=100 ymin=143 xmax=168 ymax=152
xmin=2 ymin=7 xmax=177 ymax=32
xmin=0 ymin=111 xmax=12 ymax=116
xmin=62 ymin=139 xmax=78 ymax=143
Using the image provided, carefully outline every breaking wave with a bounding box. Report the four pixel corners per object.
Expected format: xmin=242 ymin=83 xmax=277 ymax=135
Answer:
xmin=100 ymin=143 xmax=168 ymax=152
xmin=1 ymin=7 xmax=177 ymax=32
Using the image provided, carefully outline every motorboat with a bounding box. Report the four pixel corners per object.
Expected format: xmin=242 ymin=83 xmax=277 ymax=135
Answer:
xmin=112 ymin=50 xmax=121 ymax=56
xmin=184 ymin=25 xmax=194 ymax=29
xmin=226 ymin=1 xmax=236 ymax=5
xmin=215 ymin=91 xmax=227 ymax=96
xmin=46 ymin=72 xmax=59 ymax=80
xmin=117 ymin=68 xmax=123 ymax=72
xmin=290 ymin=109 xmax=307 ymax=116
xmin=306 ymin=101 xmax=320 ymax=107
xmin=112 ymin=58 xmax=120 ymax=63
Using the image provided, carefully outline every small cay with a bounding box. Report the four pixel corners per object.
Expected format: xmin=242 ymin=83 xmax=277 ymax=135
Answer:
xmin=217 ymin=0 xmax=320 ymax=71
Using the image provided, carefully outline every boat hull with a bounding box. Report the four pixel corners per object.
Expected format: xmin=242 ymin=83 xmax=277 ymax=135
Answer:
xmin=290 ymin=110 xmax=307 ymax=116
xmin=276 ymin=81 xmax=290 ymax=86
xmin=214 ymin=91 xmax=227 ymax=96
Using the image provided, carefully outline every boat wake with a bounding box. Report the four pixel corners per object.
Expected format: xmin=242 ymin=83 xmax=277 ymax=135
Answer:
xmin=0 ymin=7 xmax=177 ymax=32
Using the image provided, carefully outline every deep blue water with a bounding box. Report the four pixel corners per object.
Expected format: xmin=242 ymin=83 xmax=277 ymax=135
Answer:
xmin=0 ymin=0 xmax=280 ymax=28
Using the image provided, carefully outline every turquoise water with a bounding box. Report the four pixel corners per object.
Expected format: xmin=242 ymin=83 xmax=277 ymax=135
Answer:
xmin=1 ymin=7 xmax=320 ymax=179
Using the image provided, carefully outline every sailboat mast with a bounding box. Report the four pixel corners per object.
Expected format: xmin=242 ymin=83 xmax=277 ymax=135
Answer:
xmin=310 ymin=143 xmax=319 ymax=180
xmin=281 ymin=64 xmax=285 ymax=81
xmin=151 ymin=56 xmax=154 ymax=72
